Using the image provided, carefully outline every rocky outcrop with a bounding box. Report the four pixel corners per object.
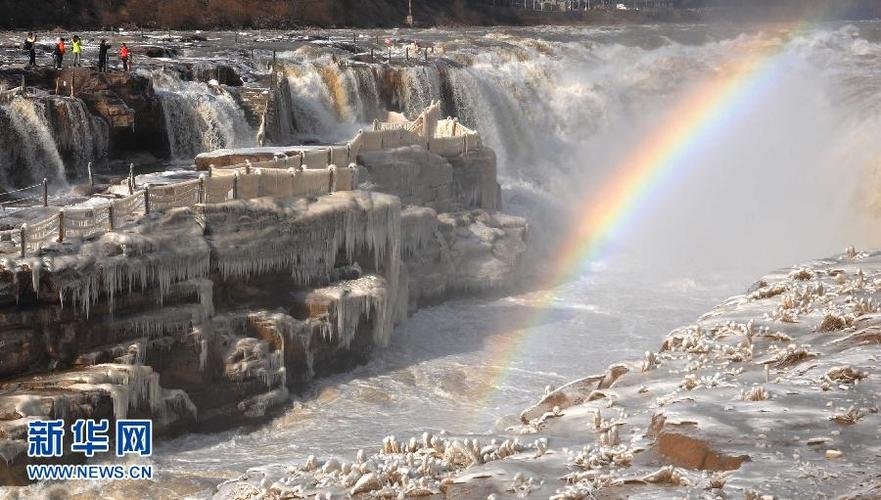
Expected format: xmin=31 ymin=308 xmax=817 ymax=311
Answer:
xmin=0 ymin=142 xmax=527 ymax=484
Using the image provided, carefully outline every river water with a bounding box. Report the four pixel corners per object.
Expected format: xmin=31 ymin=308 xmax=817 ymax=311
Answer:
xmin=13 ymin=21 xmax=881 ymax=497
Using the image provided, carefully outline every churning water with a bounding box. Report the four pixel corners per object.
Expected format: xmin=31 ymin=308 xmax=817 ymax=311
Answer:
xmin=22 ymin=22 xmax=881 ymax=497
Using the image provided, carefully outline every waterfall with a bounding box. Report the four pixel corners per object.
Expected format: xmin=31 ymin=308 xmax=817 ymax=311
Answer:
xmin=151 ymin=71 xmax=254 ymax=159
xmin=264 ymin=26 xmax=881 ymax=277
xmin=0 ymin=97 xmax=69 ymax=190
xmin=271 ymin=55 xmax=445 ymax=144
xmin=46 ymin=97 xmax=110 ymax=177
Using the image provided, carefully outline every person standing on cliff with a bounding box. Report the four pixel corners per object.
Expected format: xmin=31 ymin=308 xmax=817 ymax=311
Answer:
xmin=53 ymin=37 xmax=65 ymax=70
xmin=119 ymin=43 xmax=129 ymax=71
xmin=98 ymin=40 xmax=110 ymax=72
xmin=24 ymin=33 xmax=36 ymax=67
xmin=72 ymin=35 xmax=82 ymax=67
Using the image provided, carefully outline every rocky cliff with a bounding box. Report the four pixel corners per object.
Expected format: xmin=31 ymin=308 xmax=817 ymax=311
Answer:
xmin=0 ymin=137 xmax=527 ymax=484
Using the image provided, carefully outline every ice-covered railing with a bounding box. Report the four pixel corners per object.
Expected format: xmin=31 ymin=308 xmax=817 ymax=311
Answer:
xmin=207 ymin=101 xmax=478 ymax=176
xmin=7 ymin=101 xmax=479 ymax=257
xmin=10 ymin=165 xmax=357 ymax=258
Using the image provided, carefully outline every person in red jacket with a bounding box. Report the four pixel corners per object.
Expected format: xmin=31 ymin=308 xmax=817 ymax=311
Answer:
xmin=53 ymin=37 xmax=65 ymax=70
xmin=120 ymin=43 xmax=129 ymax=71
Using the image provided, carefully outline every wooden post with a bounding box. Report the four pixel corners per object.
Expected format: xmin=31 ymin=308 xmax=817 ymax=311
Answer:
xmin=70 ymin=71 xmax=75 ymax=98
xmin=19 ymin=224 xmax=26 ymax=257
xmin=108 ymin=204 xmax=114 ymax=231
xmin=271 ymin=50 xmax=276 ymax=70
xmin=87 ymin=162 xmax=94 ymax=187
xmin=328 ymin=166 xmax=335 ymax=193
xmin=144 ymin=185 xmax=151 ymax=214
xmin=42 ymin=178 xmax=48 ymax=207
xmin=232 ymin=172 xmax=239 ymax=199
xmin=452 ymin=118 xmax=458 ymax=136
xmin=57 ymin=209 xmax=65 ymax=243
xmin=128 ymin=163 xmax=135 ymax=194
xmin=327 ymin=148 xmax=333 ymax=165
xmin=198 ymin=174 xmax=205 ymax=204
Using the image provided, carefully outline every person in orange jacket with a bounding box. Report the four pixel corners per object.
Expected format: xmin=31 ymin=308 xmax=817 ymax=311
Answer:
xmin=120 ymin=43 xmax=130 ymax=71
xmin=53 ymin=37 xmax=65 ymax=70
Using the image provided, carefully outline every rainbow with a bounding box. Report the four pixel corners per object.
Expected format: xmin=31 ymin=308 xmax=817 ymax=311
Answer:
xmin=468 ymin=24 xmax=812 ymax=428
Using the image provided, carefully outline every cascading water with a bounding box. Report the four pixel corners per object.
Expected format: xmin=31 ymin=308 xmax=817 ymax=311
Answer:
xmin=150 ymin=70 xmax=254 ymax=158
xmin=44 ymin=96 xmax=110 ymax=177
xmin=0 ymin=97 xmax=69 ymax=189
xmin=272 ymin=51 xmax=448 ymax=143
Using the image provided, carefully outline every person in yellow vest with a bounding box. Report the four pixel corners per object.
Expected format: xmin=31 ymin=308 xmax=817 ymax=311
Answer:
xmin=72 ymin=35 xmax=82 ymax=67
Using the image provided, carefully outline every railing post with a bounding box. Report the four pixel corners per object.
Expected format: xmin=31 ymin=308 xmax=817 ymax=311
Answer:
xmin=70 ymin=71 xmax=75 ymax=98
xmin=349 ymin=162 xmax=359 ymax=191
xmin=42 ymin=178 xmax=48 ymax=207
xmin=198 ymin=174 xmax=205 ymax=204
xmin=208 ymin=164 xmax=214 ymax=177
xmin=128 ymin=163 xmax=135 ymax=194
xmin=245 ymin=160 xmax=252 ymax=175
xmin=328 ymin=165 xmax=336 ymax=193
xmin=57 ymin=209 xmax=65 ymax=243
xmin=87 ymin=161 xmax=94 ymax=187
xmin=232 ymin=172 xmax=239 ymax=200
xmin=327 ymin=148 xmax=333 ymax=165
xmin=452 ymin=118 xmax=458 ymax=136
xmin=108 ymin=204 xmax=115 ymax=231
xmin=19 ymin=224 xmax=26 ymax=258
xmin=144 ymin=185 xmax=151 ymax=214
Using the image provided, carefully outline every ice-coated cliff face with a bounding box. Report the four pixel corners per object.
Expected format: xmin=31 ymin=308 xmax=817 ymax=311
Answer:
xmin=0 ymin=138 xmax=527 ymax=483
